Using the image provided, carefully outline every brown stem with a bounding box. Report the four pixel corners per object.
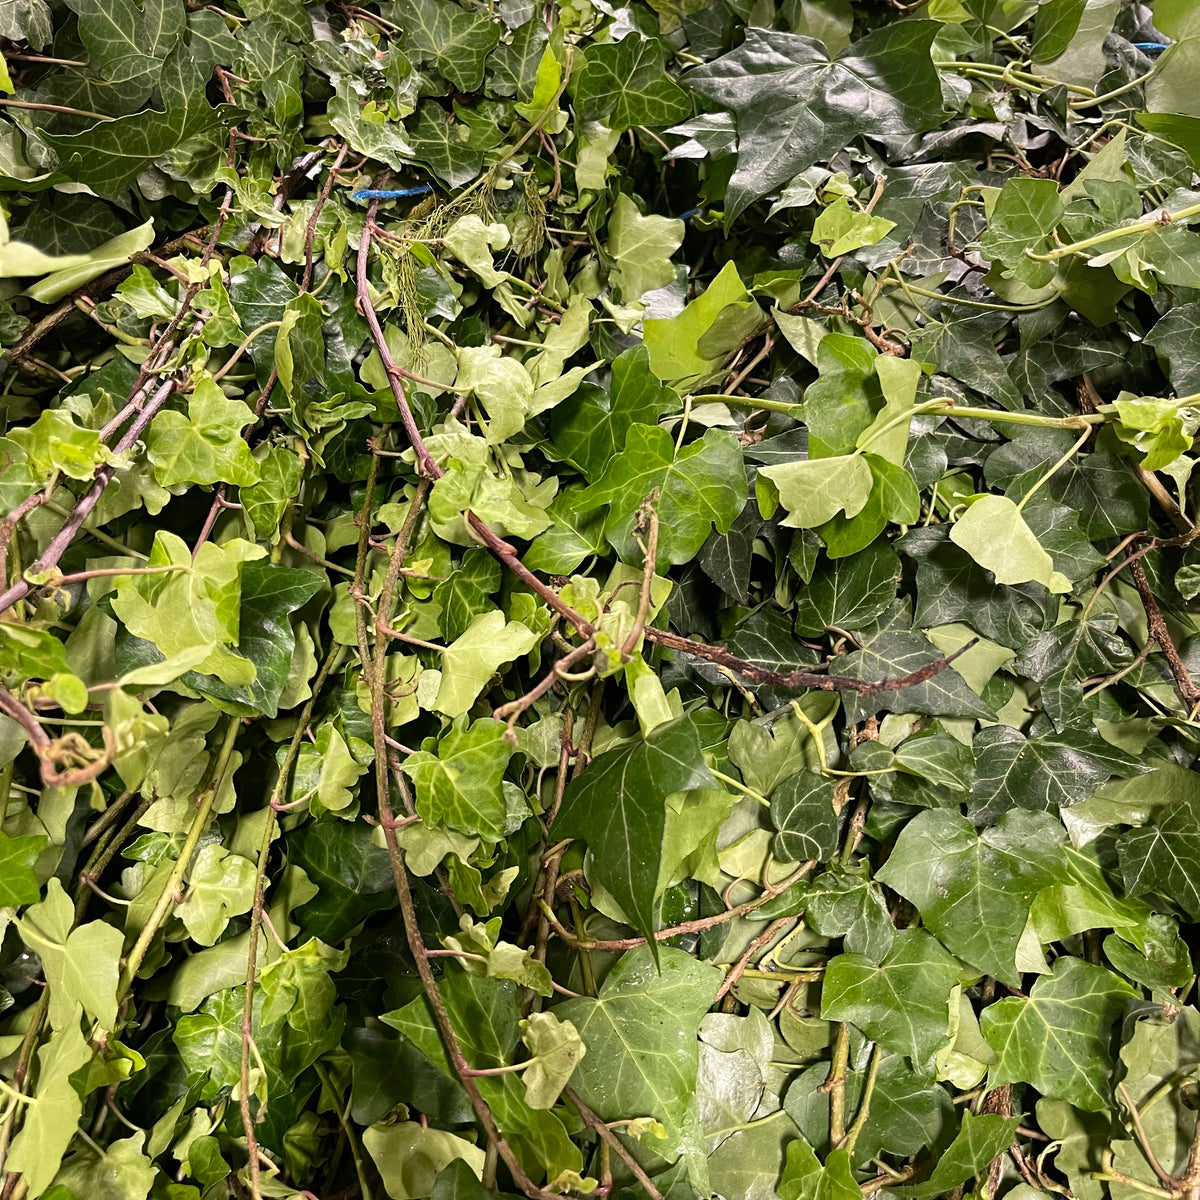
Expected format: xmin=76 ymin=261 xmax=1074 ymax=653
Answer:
xmin=563 ymin=1087 xmax=665 ymax=1200
xmin=0 ymin=490 xmax=51 ymax=592
xmin=642 ymin=627 xmax=976 ymax=696
xmin=0 ymin=379 xmax=179 ymax=615
xmin=540 ymin=861 xmax=813 ymax=952
xmin=355 ymin=212 xmax=594 ymax=638
xmin=301 ymin=142 xmax=349 ymax=291
xmin=715 ymin=916 xmax=792 ymax=1002
xmin=1129 ymin=558 xmax=1200 ymax=713
xmin=620 ymin=498 xmax=659 ymax=658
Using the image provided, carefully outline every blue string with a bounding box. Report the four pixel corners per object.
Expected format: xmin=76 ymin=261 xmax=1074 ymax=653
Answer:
xmin=350 ymin=186 xmax=434 ymax=202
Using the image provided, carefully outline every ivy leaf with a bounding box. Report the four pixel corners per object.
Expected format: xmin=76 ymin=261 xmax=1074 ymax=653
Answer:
xmin=177 ymin=844 xmax=257 ymax=947
xmin=642 ymin=260 xmax=759 ymax=385
xmin=1146 ymin=0 xmax=1200 ymax=119
xmin=520 ymin=1012 xmax=586 ymax=1109
xmin=434 ymin=611 xmax=539 ymax=719
xmin=41 ymin=42 xmax=229 ymax=193
xmin=604 ymin=193 xmax=685 ymax=305
xmin=387 ymin=0 xmax=500 ymax=91
xmin=1108 ymin=394 xmax=1193 ymax=470
xmin=554 ymin=716 xmax=715 ymax=945
xmin=240 ymin=444 xmax=304 ymax=538
xmin=550 ymin=346 xmax=680 ymax=482
xmin=385 ymin=970 xmax=583 ymax=1180
xmin=5 ymin=1015 xmax=94 ymax=1198
xmin=779 ymin=1142 xmax=861 ymax=1200
xmin=407 ymin=101 xmax=485 ymax=188
xmin=577 ymin=425 xmax=747 ymax=568
xmin=364 ymin=1124 xmax=486 ymax=1200
xmin=979 ymin=177 xmax=1064 ymax=289
xmin=184 ymin=561 xmax=321 ymax=718
xmin=145 ymin=378 xmax=259 ymax=488
xmin=434 ymin=549 xmax=502 ymax=643
xmin=1119 ymin=790 xmax=1200 ymax=919
xmin=0 ymin=831 xmax=46 ymax=906
xmin=980 ymin=958 xmax=1134 ymax=1111
xmin=771 ymin=772 xmax=840 ymax=862
xmin=555 ymin=946 xmax=722 ymax=1147
xmin=905 ymin=1111 xmax=1023 ymax=1197
xmin=111 ymin=533 xmax=266 ymax=688
xmin=794 ymin=541 xmax=902 ymax=636
xmin=686 ymin=21 xmax=945 ymax=222
xmin=575 ymin=34 xmax=691 ymax=132
xmin=821 ymin=929 xmax=959 ymax=1062
xmin=758 ymin=454 xmax=874 ymax=529
xmin=876 ymin=809 xmax=1067 ymax=985
xmin=836 ymin=629 xmax=994 ymax=722
xmin=64 ymin=0 xmax=184 ymax=90
xmin=969 ymin=725 xmax=1145 ymax=820
xmin=949 ymin=495 xmax=1072 ymax=594
xmin=16 ymin=878 xmax=123 ymax=1031
xmin=402 ymin=717 xmax=513 ymax=841
xmin=9 ymin=408 xmax=109 ymax=481
xmin=810 ymin=198 xmax=896 ymax=258
xmin=292 ymin=722 xmax=369 ymax=813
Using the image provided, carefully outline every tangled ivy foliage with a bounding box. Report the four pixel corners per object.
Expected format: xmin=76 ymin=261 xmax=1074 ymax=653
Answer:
xmin=4 ymin=0 xmax=1200 ymax=1198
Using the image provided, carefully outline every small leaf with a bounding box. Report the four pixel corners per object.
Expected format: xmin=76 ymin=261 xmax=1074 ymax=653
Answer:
xmin=821 ymin=929 xmax=959 ymax=1062
xmin=520 ymin=1011 xmax=586 ymax=1109
xmin=402 ymin=717 xmax=514 ymax=840
xmin=810 ymin=198 xmax=896 ymax=257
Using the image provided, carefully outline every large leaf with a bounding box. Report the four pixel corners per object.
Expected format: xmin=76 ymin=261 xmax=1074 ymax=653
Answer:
xmin=980 ymin=958 xmax=1134 ymax=1111
xmin=686 ymin=21 xmax=945 ymax=221
xmin=554 ymin=716 xmax=716 ymax=944
xmin=555 ymin=946 xmax=722 ymax=1149
xmin=876 ymin=809 xmax=1067 ymax=984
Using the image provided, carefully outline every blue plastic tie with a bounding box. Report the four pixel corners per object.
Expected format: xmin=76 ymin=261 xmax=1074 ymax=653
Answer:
xmin=350 ymin=186 xmax=434 ymax=202
xmin=1133 ymin=42 xmax=1170 ymax=54
xmin=676 ymin=205 xmax=704 ymax=221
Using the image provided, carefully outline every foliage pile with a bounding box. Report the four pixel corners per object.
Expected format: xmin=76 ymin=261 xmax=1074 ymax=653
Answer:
xmin=3 ymin=0 xmax=1200 ymax=1198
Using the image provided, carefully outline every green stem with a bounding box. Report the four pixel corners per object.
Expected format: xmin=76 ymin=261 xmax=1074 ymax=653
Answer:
xmin=315 ymin=1062 xmax=373 ymax=1200
xmin=1069 ymin=62 xmax=1160 ymax=109
xmin=841 ymin=1044 xmax=882 ymax=1155
xmin=1016 ymin=426 xmax=1091 ymax=512
xmin=1028 ymin=201 xmax=1200 ymax=262
xmin=934 ymin=60 xmax=1096 ymax=97
xmin=881 ymin=279 xmax=1060 ymax=313
xmin=710 ymin=767 xmax=771 ymax=807
xmin=688 ymin=393 xmax=803 ymax=417
xmin=827 ymin=1023 xmax=850 ymax=1146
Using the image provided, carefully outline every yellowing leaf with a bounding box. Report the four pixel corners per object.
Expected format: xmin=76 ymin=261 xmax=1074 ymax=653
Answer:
xmin=759 ymin=454 xmax=874 ymax=528
xmin=810 ymin=197 xmax=896 ymax=257
xmin=949 ymin=494 xmax=1072 ymax=593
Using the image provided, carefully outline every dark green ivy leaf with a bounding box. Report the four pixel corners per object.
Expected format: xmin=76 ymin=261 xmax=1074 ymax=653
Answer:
xmin=554 ymin=716 xmax=716 ymax=946
xmin=821 ymin=929 xmax=959 ymax=1062
xmin=574 ymin=34 xmax=691 ymax=132
xmin=386 ymin=0 xmax=500 ymax=92
xmin=686 ymin=21 xmax=945 ymax=222
xmin=577 ymin=425 xmax=747 ymax=568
